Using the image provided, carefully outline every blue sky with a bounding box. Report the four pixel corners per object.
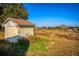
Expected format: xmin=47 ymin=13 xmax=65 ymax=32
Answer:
xmin=23 ymin=3 xmax=79 ymax=27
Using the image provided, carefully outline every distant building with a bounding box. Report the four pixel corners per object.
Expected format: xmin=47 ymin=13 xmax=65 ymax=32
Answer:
xmin=2 ymin=18 xmax=34 ymax=42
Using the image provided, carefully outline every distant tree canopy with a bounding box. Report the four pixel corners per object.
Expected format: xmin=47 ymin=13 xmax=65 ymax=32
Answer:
xmin=0 ymin=3 xmax=28 ymax=24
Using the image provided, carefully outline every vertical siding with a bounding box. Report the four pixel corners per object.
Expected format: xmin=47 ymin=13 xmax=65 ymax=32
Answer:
xmin=18 ymin=27 xmax=34 ymax=37
xmin=5 ymin=26 xmax=18 ymax=38
xmin=3 ymin=20 xmax=18 ymax=39
xmin=3 ymin=21 xmax=16 ymax=27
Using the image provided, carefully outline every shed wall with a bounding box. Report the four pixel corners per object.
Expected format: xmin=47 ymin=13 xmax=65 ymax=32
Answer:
xmin=5 ymin=26 xmax=18 ymax=39
xmin=18 ymin=27 xmax=34 ymax=37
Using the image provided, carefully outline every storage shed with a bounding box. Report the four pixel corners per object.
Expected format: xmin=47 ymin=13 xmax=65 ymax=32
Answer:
xmin=2 ymin=18 xmax=34 ymax=42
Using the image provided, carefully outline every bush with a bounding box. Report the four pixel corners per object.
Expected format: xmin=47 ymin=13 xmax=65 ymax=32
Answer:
xmin=0 ymin=39 xmax=30 ymax=56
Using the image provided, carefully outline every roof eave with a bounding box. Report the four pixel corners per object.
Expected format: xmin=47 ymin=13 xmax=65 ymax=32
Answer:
xmin=18 ymin=24 xmax=34 ymax=27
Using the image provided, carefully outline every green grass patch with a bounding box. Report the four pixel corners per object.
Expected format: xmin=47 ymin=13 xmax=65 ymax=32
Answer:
xmin=28 ymin=36 xmax=48 ymax=51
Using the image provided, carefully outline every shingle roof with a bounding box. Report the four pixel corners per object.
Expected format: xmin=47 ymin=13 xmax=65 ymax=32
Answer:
xmin=10 ymin=18 xmax=34 ymax=27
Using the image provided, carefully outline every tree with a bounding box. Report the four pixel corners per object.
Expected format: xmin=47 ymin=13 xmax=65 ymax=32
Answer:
xmin=0 ymin=3 xmax=28 ymax=24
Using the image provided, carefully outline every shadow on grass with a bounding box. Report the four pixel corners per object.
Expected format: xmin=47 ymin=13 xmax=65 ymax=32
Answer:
xmin=0 ymin=37 xmax=30 ymax=56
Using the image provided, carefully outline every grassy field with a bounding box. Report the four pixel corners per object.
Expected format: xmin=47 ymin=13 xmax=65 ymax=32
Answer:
xmin=0 ymin=29 xmax=79 ymax=56
xmin=26 ymin=29 xmax=79 ymax=56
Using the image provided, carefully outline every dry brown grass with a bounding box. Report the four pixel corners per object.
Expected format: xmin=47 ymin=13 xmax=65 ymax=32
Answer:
xmin=0 ymin=29 xmax=79 ymax=56
xmin=27 ymin=29 xmax=79 ymax=56
xmin=0 ymin=31 xmax=4 ymax=40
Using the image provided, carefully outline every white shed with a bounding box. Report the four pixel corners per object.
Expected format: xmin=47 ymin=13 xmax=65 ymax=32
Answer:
xmin=2 ymin=18 xmax=34 ymax=42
